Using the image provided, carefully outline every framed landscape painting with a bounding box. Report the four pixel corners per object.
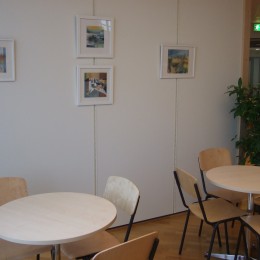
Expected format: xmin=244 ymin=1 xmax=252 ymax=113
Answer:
xmin=76 ymin=65 xmax=113 ymax=106
xmin=160 ymin=45 xmax=195 ymax=79
xmin=76 ymin=16 xmax=114 ymax=58
xmin=0 ymin=39 xmax=15 ymax=81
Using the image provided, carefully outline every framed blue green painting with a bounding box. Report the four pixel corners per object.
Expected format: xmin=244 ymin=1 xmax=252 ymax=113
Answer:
xmin=160 ymin=45 xmax=195 ymax=79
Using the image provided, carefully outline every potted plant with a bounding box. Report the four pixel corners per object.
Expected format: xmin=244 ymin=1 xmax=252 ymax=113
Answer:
xmin=226 ymin=78 xmax=260 ymax=165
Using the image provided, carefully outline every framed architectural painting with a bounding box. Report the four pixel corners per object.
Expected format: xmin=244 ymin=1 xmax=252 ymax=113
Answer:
xmin=76 ymin=65 xmax=113 ymax=106
xmin=76 ymin=15 xmax=114 ymax=58
xmin=160 ymin=45 xmax=196 ymax=79
xmin=0 ymin=39 xmax=15 ymax=81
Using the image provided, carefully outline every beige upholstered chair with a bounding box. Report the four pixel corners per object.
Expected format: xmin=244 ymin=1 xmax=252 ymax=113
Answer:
xmin=235 ymin=215 xmax=260 ymax=259
xmin=61 ymin=176 xmax=140 ymax=259
xmin=0 ymin=177 xmax=53 ymax=260
xmin=91 ymin=232 xmax=159 ymax=260
xmin=198 ymin=147 xmax=247 ymax=203
xmin=174 ymin=168 xmax=246 ymax=260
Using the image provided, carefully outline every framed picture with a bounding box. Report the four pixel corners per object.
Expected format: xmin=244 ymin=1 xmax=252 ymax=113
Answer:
xmin=76 ymin=65 xmax=113 ymax=106
xmin=76 ymin=15 xmax=114 ymax=58
xmin=0 ymin=39 xmax=15 ymax=81
xmin=160 ymin=45 xmax=196 ymax=79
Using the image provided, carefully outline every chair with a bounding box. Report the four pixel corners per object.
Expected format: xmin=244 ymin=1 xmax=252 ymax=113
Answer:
xmin=91 ymin=232 xmax=159 ymax=260
xmin=235 ymin=215 xmax=260 ymax=260
xmin=198 ymin=147 xmax=247 ymax=203
xmin=0 ymin=177 xmax=53 ymax=260
xmin=254 ymin=196 xmax=260 ymax=213
xmin=198 ymin=148 xmax=247 ymax=236
xmin=174 ymin=168 xmax=246 ymax=259
xmin=61 ymin=176 xmax=140 ymax=259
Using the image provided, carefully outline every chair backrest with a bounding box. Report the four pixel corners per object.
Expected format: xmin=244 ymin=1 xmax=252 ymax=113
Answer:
xmin=174 ymin=168 xmax=209 ymax=222
xmin=0 ymin=177 xmax=28 ymax=206
xmin=198 ymin=147 xmax=232 ymax=196
xmin=198 ymin=147 xmax=232 ymax=171
xmin=174 ymin=168 xmax=198 ymax=208
xmin=91 ymin=231 xmax=159 ymax=260
xmin=103 ymin=176 xmax=140 ymax=242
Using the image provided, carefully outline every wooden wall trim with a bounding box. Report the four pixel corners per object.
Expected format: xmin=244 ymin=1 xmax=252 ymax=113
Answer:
xmin=242 ymin=0 xmax=251 ymax=85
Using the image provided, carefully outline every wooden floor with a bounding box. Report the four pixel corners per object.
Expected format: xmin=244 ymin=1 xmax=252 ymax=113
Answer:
xmin=25 ymin=211 xmax=257 ymax=260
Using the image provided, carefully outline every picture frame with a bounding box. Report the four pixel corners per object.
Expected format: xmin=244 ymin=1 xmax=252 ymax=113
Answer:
xmin=76 ymin=65 xmax=113 ymax=106
xmin=76 ymin=15 xmax=114 ymax=58
xmin=160 ymin=44 xmax=196 ymax=79
xmin=0 ymin=39 xmax=15 ymax=81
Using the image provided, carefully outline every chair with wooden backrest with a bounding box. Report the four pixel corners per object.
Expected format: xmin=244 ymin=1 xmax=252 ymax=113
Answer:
xmin=234 ymin=215 xmax=260 ymax=260
xmin=198 ymin=147 xmax=247 ymax=203
xmin=174 ymin=168 xmax=246 ymax=260
xmin=253 ymin=195 xmax=260 ymax=213
xmin=91 ymin=232 xmax=159 ymax=260
xmin=61 ymin=176 xmax=140 ymax=259
xmin=0 ymin=177 xmax=53 ymax=260
xmin=198 ymin=148 xmax=248 ymax=237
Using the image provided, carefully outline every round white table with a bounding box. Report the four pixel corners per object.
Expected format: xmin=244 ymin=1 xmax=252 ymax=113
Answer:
xmin=0 ymin=192 xmax=117 ymax=260
xmin=206 ymin=165 xmax=260 ymax=260
xmin=206 ymin=165 xmax=260 ymax=212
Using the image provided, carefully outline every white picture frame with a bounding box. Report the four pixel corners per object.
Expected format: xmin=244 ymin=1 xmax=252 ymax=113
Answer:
xmin=76 ymin=65 xmax=113 ymax=106
xmin=76 ymin=15 xmax=114 ymax=58
xmin=0 ymin=39 xmax=15 ymax=81
xmin=160 ymin=44 xmax=196 ymax=79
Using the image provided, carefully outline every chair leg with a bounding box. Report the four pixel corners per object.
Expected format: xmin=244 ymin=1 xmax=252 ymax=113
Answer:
xmin=207 ymin=224 xmax=218 ymax=260
xmin=224 ymin=222 xmax=230 ymax=254
xmin=235 ymin=223 xmax=248 ymax=260
xmin=256 ymin=235 xmax=260 ymax=260
xmin=179 ymin=210 xmax=190 ymax=255
xmin=51 ymin=246 xmax=55 ymax=260
xmin=198 ymin=220 xmax=203 ymax=237
xmin=234 ymin=225 xmax=242 ymax=260
xmin=242 ymin=226 xmax=249 ymax=259
xmin=217 ymin=226 xmax=222 ymax=248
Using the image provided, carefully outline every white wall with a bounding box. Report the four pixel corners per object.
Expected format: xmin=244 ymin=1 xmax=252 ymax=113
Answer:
xmin=174 ymin=0 xmax=243 ymax=211
xmin=0 ymin=0 xmax=243 ymax=223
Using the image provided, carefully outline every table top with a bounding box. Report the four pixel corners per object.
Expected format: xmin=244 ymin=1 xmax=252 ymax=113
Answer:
xmin=0 ymin=192 xmax=117 ymax=245
xmin=206 ymin=165 xmax=260 ymax=194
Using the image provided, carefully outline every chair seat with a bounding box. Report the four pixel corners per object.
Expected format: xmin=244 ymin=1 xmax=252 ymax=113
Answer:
xmin=0 ymin=239 xmax=52 ymax=260
xmin=241 ymin=215 xmax=260 ymax=234
xmin=189 ymin=198 xmax=246 ymax=223
xmin=61 ymin=231 xmax=120 ymax=259
xmin=208 ymin=188 xmax=247 ymax=204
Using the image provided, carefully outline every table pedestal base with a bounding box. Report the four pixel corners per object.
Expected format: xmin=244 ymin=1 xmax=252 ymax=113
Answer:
xmin=54 ymin=244 xmax=61 ymax=260
xmin=205 ymin=252 xmax=256 ymax=260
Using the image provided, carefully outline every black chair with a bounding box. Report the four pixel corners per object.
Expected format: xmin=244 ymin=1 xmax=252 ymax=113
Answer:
xmin=198 ymin=148 xmax=247 ymax=236
xmin=235 ymin=215 xmax=260 ymax=260
xmin=61 ymin=176 xmax=140 ymax=259
xmin=91 ymin=232 xmax=159 ymax=260
xmin=174 ymin=168 xmax=246 ymax=259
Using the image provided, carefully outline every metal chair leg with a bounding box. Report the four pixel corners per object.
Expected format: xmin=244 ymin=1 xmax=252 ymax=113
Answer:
xmin=235 ymin=223 xmax=248 ymax=260
xmin=179 ymin=210 xmax=190 ymax=255
xmin=199 ymin=220 xmax=203 ymax=236
xmin=207 ymin=224 xmax=218 ymax=260
xmin=217 ymin=226 xmax=222 ymax=248
xmin=224 ymin=222 xmax=230 ymax=254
